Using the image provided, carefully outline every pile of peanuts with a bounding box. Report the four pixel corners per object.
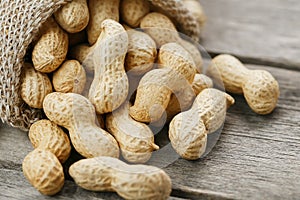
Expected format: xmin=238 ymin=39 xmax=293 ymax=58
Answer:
xmin=20 ymin=0 xmax=280 ymax=199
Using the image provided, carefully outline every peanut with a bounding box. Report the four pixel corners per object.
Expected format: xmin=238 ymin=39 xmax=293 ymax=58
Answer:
xmin=29 ymin=120 xmax=71 ymax=163
xmin=130 ymin=43 xmax=196 ymax=123
xmin=89 ymin=19 xmax=129 ymax=114
xmin=157 ymin=42 xmax=196 ymax=83
xmin=69 ymin=156 xmax=172 ymax=200
xmin=21 ymin=63 xmax=52 ymax=109
xmin=106 ymin=101 xmax=159 ymax=163
xmin=166 ymin=74 xmax=213 ymax=122
xmin=151 ymin=74 xmax=213 ymax=128
xmin=43 ymin=92 xmax=119 ymax=158
xmin=68 ymin=43 xmax=95 ymax=74
xmin=121 ymin=0 xmax=150 ymax=28
xmin=125 ymin=29 xmax=157 ymax=76
xmin=54 ymin=0 xmax=89 ymax=33
xmin=22 ymin=149 xmax=64 ymax=196
xmin=210 ymin=54 xmax=280 ymax=114
xmin=169 ymin=88 xmax=235 ymax=160
xmin=140 ymin=12 xmax=203 ymax=72
xmin=183 ymin=0 xmax=206 ymax=28
xmin=32 ymin=17 xmax=68 ymax=73
xmin=87 ymin=0 xmax=120 ymax=45
xmin=52 ymin=60 xmax=86 ymax=94
xmin=129 ymin=68 xmax=188 ymax=123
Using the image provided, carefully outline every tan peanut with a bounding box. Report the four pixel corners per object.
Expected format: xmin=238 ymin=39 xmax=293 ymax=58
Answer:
xmin=169 ymin=88 xmax=235 ymax=160
xmin=43 ymin=92 xmax=120 ymax=158
xmin=22 ymin=149 xmax=64 ymax=196
xmin=149 ymin=0 xmax=201 ymax=41
xmin=166 ymin=74 xmax=213 ymax=122
xmin=157 ymin=42 xmax=196 ymax=83
xmin=21 ymin=63 xmax=52 ymax=109
xmin=54 ymin=0 xmax=89 ymax=33
xmin=29 ymin=120 xmax=71 ymax=163
xmin=210 ymin=54 xmax=280 ymax=114
xmin=69 ymin=156 xmax=172 ymax=200
xmin=121 ymin=0 xmax=150 ymax=27
xmin=52 ymin=60 xmax=86 ymax=94
xmin=89 ymin=19 xmax=129 ymax=114
xmin=68 ymin=43 xmax=95 ymax=74
xmin=183 ymin=0 xmax=206 ymax=28
xmin=125 ymin=29 xmax=157 ymax=76
xmin=87 ymin=0 xmax=120 ymax=45
xmin=151 ymin=74 xmax=213 ymax=128
xmin=32 ymin=17 xmax=68 ymax=73
xmin=140 ymin=12 xmax=203 ymax=72
xmin=106 ymin=101 xmax=159 ymax=163
xmin=130 ymin=43 xmax=196 ymax=123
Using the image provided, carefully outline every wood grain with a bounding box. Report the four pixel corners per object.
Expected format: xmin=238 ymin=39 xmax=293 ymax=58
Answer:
xmin=201 ymin=0 xmax=300 ymax=70
xmin=1 ymin=64 xmax=299 ymax=199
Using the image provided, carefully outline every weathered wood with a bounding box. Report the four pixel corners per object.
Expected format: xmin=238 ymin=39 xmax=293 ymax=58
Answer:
xmin=1 ymin=64 xmax=299 ymax=199
xmin=200 ymin=0 xmax=300 ymax=70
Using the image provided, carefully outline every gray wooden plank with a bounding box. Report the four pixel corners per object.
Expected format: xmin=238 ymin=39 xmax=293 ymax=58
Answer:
xmin=200 ymin=0 xmax=300 ymax=70
xmin=0 ymin=124 xmax=32 ymax=170
xmin=0 ymin=64 xmax=299 ymax=199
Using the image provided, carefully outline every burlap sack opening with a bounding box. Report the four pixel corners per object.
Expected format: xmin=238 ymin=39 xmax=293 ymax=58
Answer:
xmin=0 ymin=0 xmax=200 ymax=131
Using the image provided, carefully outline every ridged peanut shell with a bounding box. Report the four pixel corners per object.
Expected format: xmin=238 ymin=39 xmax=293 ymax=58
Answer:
xmin=178 ymin=39 xmax=203 ymax=73
xmin=130 ymin=68 xmax=177 ymax=123
xmin=69 ymin=156 xmax=172 ymax=200
xmin=140 ymin=12 xmax=179 ymax=47
xmin=32 ymin=17 xmax=68 ymax=73
xmin=149 ymin=0 xmax=201 ymax=41
xmin=87 ymin=0 xmax=120 ymax=45
xmin=166 ymin=74 xmax=213 ymax=121
xmin=106 ymin=102 xmax=159 ymax=163
xmin=121 ymin=0 xmax=150 ymax=27
xmin=54 ymin=0 xmax=89 ymax=33
xmin=169 ymin=88 xmax=235 ymax=160
xmin=53 ymin=60 xmax=87 ymax=94
xmin=158 ymin=42 xmax=196 ymax=83
xmin=68 ymin=43 xmax=95 ymax=74
xmin=183 ymin=0 xmax=206 ymax=28
xmin=125 ymin=29 xmax=157 ymax=76
xmin=21 ymin=63 xmax=52 ymax=109
xmin=210 ymin=54 xmax=248 ymax=94
xmin=140 ymin=13 xmax=203 ymax=72
xmin=243 ymin=70 xmax=279 ymax=115
xmin=29 ymin=120 xmax=71 ymax=163
xmin=43 ymin=92 xmax=120 ymax=158
xmin=211 ymin=54 xmax=279 ymax=114
xmin=22 ymin=149 xmax=64 ymax=196
xmin=89 ymin=19 xmax=129 ymax=114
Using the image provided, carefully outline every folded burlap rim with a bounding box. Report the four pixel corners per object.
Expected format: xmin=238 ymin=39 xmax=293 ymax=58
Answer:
xmin=0 ymin=0 xmax=200 ymax=131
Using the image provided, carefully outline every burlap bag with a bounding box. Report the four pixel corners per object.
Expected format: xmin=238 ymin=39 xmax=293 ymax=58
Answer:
xmin=0 ymin=0 xmax=200 ymax=131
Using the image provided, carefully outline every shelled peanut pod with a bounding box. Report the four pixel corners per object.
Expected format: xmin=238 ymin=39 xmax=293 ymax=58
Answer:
xmin=169 ymin=88 xmax=235 ymax=160
xmin=210 ymin=54 xmax=279 ymax=114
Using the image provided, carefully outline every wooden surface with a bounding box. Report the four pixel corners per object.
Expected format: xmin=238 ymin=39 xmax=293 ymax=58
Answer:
xmin=201 ymin=0 xmax=300 ymax=71
xmin=1 ymin=1 xmax=300 ymax=200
